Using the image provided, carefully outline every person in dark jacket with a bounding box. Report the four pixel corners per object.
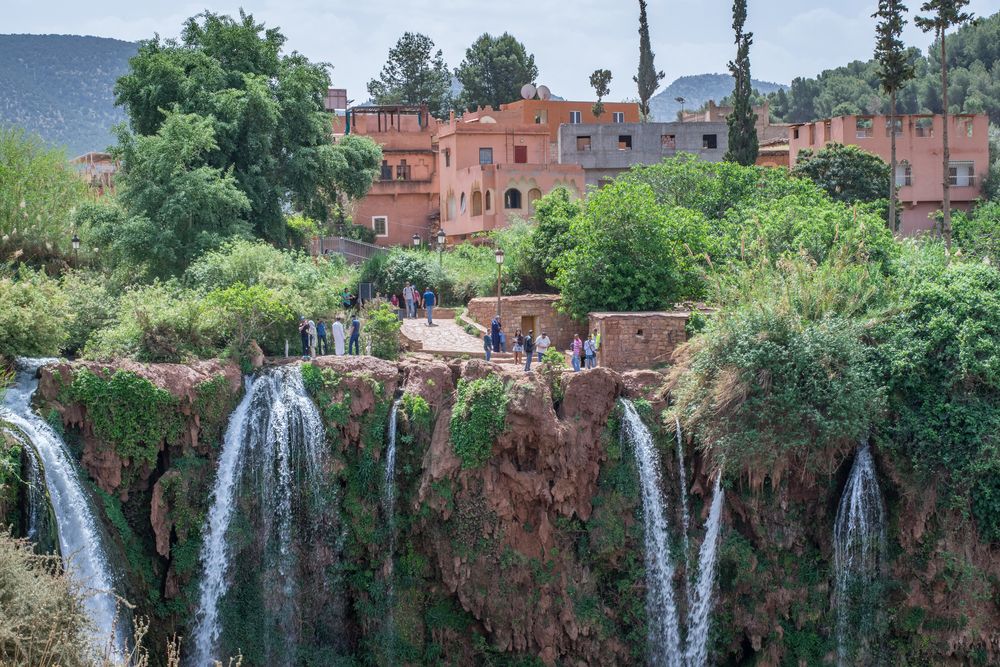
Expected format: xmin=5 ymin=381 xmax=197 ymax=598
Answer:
xmin=298 ymin=316 xmax=310 ymax=358
xmin=349 ymin=315 xmax=361 ymax=355
xmin=490 ymin=317 xmax=502 ymax=353
xmin=316 ymin=319 xmax=328 ymax=356
xmin=483 ymin=332 xmax=493 ymax=361
xmin=523 ymin=330 xmax=535 ymax=371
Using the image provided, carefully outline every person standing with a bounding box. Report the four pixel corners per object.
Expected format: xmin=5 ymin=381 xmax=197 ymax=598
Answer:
xmin=584 ymin=334 xmax=597 ymax=369
xmin=403 ymin=282 xmax=414 ymax=318
xmin=332 ymin=316 xmax=346 ymax=356
xmin=523 ymin=330 xmax=535 ymax=371
xmin=592 ymin=328 xmax=601 ymax=367
xmin=349 ymin=314 xmax=361 ymax=355
xmin=307 ymin=319 xmax=318 ymax=358
xmin=316 ymin=319 xmax=328 ymax=356
xmin=499 ymin=329 xmax=507 ymax=353
xmin=490 ymin=317 xmax=501 ymax=353
xmin=423 ymin=287 xmax=435 ymax=326
xmin=571 ymin=334 xmax=583 ymax=372
xmin=483 ymin=332 xmax=493 ymax=361
xmin=512 ymin=328 xmax=524 ymax=367
xmin=298 ymin=316 xmax=310 ymax=359
xmin=535 ymin=332 xmax=551 ymax=362
xmin=390 ymin=293 xmax=400 ymax=316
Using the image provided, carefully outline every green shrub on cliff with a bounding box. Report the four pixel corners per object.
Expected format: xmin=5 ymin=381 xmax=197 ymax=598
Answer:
xmin=450 ymin=375 xmax=509 ymax=469
xmin=0 ymin=268 xmax=72 ymax=361
xmin=360 ymin=301 xmax=401 ymax=360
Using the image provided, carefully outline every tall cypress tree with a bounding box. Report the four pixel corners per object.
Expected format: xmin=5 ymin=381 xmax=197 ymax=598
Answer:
xmin=916 ymin=0 xmax=972 ymax=250
xmin=725 ymin=0 xmax=758 ymax=165
xmin=874 ymin=0 xmax=916 ymax=231
xmin=633 ymin=0 xmax=665 ymax=121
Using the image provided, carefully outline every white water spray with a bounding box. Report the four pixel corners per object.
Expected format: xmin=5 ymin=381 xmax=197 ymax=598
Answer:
xmin=684 ymin=474 xmax=725 ymax=667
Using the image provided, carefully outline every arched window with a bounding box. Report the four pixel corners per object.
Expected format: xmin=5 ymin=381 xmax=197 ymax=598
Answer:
xmin=485 ymin=191 xmax=492 ymax=211
xmin=446 ymin=195 xmax=456 ymax=221
xmin=460 ymin=192 xmax=467 ymax=214
xmin=504 ymin=188 xmax=522 ymax=210
xmin=527 ymin=188 xmax=542 ymax=208
xmin=472 ymin=191 xmax=483 ymax=216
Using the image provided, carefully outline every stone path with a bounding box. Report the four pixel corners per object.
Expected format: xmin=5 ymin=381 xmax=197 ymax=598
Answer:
xmin=400 ymin=316 xmax=485 ymax=355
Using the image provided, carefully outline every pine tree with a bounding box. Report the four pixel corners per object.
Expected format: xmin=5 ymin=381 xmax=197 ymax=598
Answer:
xmin=916 ymin=0 xmax=973 ymax=250
xmin=874 ymin=0 xmax=916 ymax=231
xmin=590 ymin=69 xmax=612 ymax=118
xmin=725 ymin=0 xmax=758 ymax=165
xmin=367 ymin=32 xmax=453 ymax=118
xmin=633 ymin=0 xmax=664 ymax=121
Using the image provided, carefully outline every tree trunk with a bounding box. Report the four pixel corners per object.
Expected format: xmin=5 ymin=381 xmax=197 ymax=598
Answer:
xmin=940 ymin=29 xmax=951 ymax=251
xmin=889 ymin=90 xmax=897 ymax=231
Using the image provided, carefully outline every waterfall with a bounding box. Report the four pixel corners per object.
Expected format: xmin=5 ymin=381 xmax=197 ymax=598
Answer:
xmin=684 ymin=474 xmax=724 ymax=667
xmin=1 ymin=358 xmax=128 ymax=656
xmin=834 ymin=440 xmax=887 ymax=667
xmin=620 ymin=399 xmax=682 ymax=667
xmin=675 ymin=416 xmax=692 ymax=612
xmin=189 ymin=365 xmax=330 ymax=667
xmin=381 ymin=398 xmax=402 ymax=663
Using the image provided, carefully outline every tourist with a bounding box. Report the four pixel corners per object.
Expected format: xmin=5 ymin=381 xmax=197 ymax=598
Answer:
xmin=483 ymin=332 xmax=493 ymax=361
xmin=332 ymin=316 xmax=346 ymax=356
xmin=490 ymin=317 xmax=502 ymax=353
xmin=512 ymin=328 xmax=524 ymax=367
xmin=316 ymin=319 xmax=328 ymax=356
xmin=349 ymin=314 xmax=361 ymax=355
xmin=592 ymin=328 xmax=601 ymax=367
xmin=423 ymin=287 xmax=435 ymax=326
xmin=341 ymin=288 xmax=353 ymax=311
xmin=403 ymin=282 xmax=415 ymax=318
xmin=523 ymin=330 xmax=535 ymax=371
xmin=390 ymin=293 xmax=399 ymax=313
xmin=584 ymin=334 xmax=597 ymax=369
xmin=499 ymin=329 xmax=507 ymax=353
xmin=571 ymin=334 xmax=583 ymax=372
xmin=535 ymin=331 xmax=551 ymax=362
xmin=298 ymin=316 xmax=310 ymax=359
xmin=307 ymin=318 xmax=318 ymax=358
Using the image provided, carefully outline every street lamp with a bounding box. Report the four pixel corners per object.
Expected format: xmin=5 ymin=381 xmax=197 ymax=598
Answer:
xmin=437 ymin=229 xmax=446 ymax=267
xmin=71 ymin=232 xmax=80 ymax=268
xmin=412 ymin=233 xmax=421 ymax=249
xmin=494 ymin=247 xmax=505 ymax=318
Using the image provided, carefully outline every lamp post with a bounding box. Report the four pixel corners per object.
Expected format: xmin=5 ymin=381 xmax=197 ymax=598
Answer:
xmin=494 ymin=247 xmax=505 ymax=318
xmin=412 ymin=233 xmax=421 ymax=249
xmin=71 ymin=232 xmax=80 ymax=268
xmin=437 ymin=229 xmax=446 ymax=267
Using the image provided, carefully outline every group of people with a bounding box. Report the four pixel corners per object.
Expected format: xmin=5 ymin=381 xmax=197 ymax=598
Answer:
xmin=298 ymin=314 xmax=362 ymax=359
xmin=395 ymin=282 xmax=437 ymax=325
xmin=482 ymin=317 xmax=601 ymax=372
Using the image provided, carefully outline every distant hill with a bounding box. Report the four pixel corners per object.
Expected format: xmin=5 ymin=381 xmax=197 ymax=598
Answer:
xmin=0 ymin=34 xmax=136 ymax=157
xmin=650 ymin=73 xmax=787 ymax=121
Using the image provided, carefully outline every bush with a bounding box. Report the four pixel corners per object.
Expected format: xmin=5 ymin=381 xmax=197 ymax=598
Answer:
xmin=205 ymin=282 xmax=293 ymax=359
xmin=449 ymin=375 xmax=510 ymax=469
xmin=360 ymin=301 xmax=402 ymax=361
xmin=953 ymin=202 xmax=1000 ymax=265
xmin=59 ymin=270 xmax=118 ymax=356
xmin=0 ymin=268 xmax=72 ymax=361
xmin=285 ymin=214 xmax=320 ymax=250
xmin=360 ymin=248 xmax=450 ymax=303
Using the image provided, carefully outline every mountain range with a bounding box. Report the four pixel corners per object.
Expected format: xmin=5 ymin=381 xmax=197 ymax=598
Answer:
xmin=649 ymin=73 xmax=788 ymax=121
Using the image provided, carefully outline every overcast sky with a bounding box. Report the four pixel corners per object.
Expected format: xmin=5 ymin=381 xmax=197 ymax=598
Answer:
xmin=7 ymin=0 xmax=1000 ymax=101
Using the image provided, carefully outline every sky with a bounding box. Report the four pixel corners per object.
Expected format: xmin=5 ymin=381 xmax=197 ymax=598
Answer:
xmin=6 ymin=0 xmax=1000 ymax=102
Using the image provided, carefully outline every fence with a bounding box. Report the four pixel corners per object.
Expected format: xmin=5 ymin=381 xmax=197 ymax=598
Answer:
xmin=312 ymin=236 xmax=388 ymax=265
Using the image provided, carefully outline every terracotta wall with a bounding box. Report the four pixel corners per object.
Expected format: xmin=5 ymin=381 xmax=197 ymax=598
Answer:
xmin=466 ymin=294 xmax=580 ymax=351
xmin=588 ymin=312 xmax=689 ymax=371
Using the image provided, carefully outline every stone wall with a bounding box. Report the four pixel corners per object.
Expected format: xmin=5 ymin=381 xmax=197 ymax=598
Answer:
xmin=466 ymin=294 xmax=581 ymax=351
xmin=589 ymin=312 xmax=688 ymax=371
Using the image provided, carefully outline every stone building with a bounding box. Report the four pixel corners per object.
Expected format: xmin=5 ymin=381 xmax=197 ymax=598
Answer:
xmin=558 ymin=121 xmax=728 ymax=187
xmin=588 ymin=312 xmax=689 ymax=371
xmin=466 ymin=294 xmax=580 ymax=352
xmin=681 ymin=100 xmax=789 ymax=144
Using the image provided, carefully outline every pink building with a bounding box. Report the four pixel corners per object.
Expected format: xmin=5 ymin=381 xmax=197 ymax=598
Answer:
xmin=341 ymin=105 xmax=441 ymax=247
xmin=436 ymin=109 xmax=585 ymax=240
xmin=788 ymin=113 xmax=989 ymax=235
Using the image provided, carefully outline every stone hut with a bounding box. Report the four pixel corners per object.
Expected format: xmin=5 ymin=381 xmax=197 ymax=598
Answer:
xmin=588 ymin=311 xmax=689 ymax=371
xmin=466 ymin=294 xmax=581 ymax=351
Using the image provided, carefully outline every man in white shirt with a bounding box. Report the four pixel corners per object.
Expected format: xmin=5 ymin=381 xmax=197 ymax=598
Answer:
xmin=403 ymin=283 xmax=415 ymax=318
xmin=331 ymin=316 xmax=346 ymax=356
xmin=535 ymin=332 xmax=551 ymax=362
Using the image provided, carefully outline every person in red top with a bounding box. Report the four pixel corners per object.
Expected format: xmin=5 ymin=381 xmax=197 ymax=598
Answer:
xmin=571 ymin=334 xmax=583 ymax=372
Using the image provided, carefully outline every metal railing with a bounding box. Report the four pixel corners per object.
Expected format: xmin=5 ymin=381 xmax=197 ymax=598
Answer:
xmin=315 ymin=236 xmax=388 ymax=264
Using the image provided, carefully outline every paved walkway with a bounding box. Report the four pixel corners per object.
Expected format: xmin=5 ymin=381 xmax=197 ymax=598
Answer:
xmin=400 ymin=316 xmax=484 ymax=355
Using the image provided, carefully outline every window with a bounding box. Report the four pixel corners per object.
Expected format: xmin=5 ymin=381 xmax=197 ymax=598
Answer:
xmin=949 ymin=161 xmax=975 ymax=187
xmin=504 ymin=188 xmax=522 ymax=209
xmin=460 ymin=192 xmax=467 ymax=214
xmin=514 ymin=145 xmax=528 ymax=164
xmin=569 ymin=111 xmax=582 ymax=124
xmin=527 ymin=188 xmax=542 ymax=208
xmin=793 ymin=127 xmax=800 ymax=140
xmin=702 ymin=134 xmax=718 ymax=149
xmin=885 ymin=118 xmax=903 ymax=137
xmin=958 ymin=117 xmax=974 ymax=138
xmin=444 ymin=149 xmax=451 ymax=167
xmin=895 ymin=162 xmax=912 ymax=187
xmin=479 ymin=147 xmax=493 ymax=165
xmin=612 ymin=111 xmax=625 ymax=123
xmin=661 ymin=134 xmax=676 ymax=150
xmin=446 ymin=195 xmax=456 ymax=221
xmin=618 ymin=135 xmax=632 ymax=150
xmin=576 ymin=136 xmax=592 ymax=151
xmin=396 ymin=159 xmax=410 ymax=180
xmin=372 ymin=216 xmax=388 ymax=237
xmin=380 ymin=160 xmax=392 ymax=181
xmin=534 ymin=110 xmax=547 ymax=124
xmin=856 ymin=117 xmax=874 ymax=138
xmin=472 ymin=191 xmax=483 ymax=216
xmin=915 ymin=117 xmax=934 ymax=138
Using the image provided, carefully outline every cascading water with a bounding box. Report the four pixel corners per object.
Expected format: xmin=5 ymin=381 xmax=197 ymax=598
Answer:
xmin=381 ymin=398 xmax=402 ymax=662
xmin=675 ymin=416 xmax=692 ymax=611
xmin=1 ymin=358 xmax=128 ymax=655
xmin=684 ymin=474 xmax=725 ymax=667
xmin=620 ymin=399 xmax=682 ymax=667
xmin=189 ymin=365 xmax=333 ymax=667
xmin=833 ymin=440 xmax=887 ymax=667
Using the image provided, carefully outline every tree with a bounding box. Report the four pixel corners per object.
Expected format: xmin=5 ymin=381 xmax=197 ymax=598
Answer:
xmin=367 ymin=32 xmax=453 ymax=118
xmin=874 ymin=0 xmax=917 ymax=230
xmin=725 ymin=0 xmax=759 ymax=165
xmin=525 ymin=187 xmax=583 ymax=281
xmin=792 ymin=143 xmax=892 ymax=206
xmin=206 ymin=282 xmax=292 ymax=357
xmin=327 ymin=134 xmax=383 ymax=230
xmin=590 ymin=69 xmax=613 ymax=118
xmin=634 ymin=0 xmax=665 ymax=120
xmin=114 ymin=10 xmax=340 ymax=244
xmin=455 ymin=33 xmax=538 ymax=111
xmin=916 ymin=0 xmax=973 ymax=250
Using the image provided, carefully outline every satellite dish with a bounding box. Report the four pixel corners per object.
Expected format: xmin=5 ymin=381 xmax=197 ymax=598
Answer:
xmin=480 ymin=115 xmax=497 ymax=124
xmin=536 ymin=85 xmax=551 ymax=101
xmin=521 ymin=84 xmax=537 ymax=100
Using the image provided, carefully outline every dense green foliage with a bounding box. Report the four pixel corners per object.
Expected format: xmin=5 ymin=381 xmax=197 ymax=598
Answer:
xmin=204 ymin=282 xmax=292 ymax=359
xmin=0 ymin=268 xmax=72 ymax=360
xmin=454 ymin=33 xmax=538 ymax=112
xmin=368 ymin=32 xmax=453 ymax=118
xmin=449 ymin=376 xmax=510 ymax=469
xmin=361 ymin=301 xmax=403 ymax=360
xmin=791 ymin=143 xmax=892 ymax=207
xmin=589 ymin=69 xmax=613 ymax=118
xmin=634 ymin=0 xmax=665 ymax=119
xmin=725 ymin=0 xmax=759 ymax=166
xmin=953 ymin=201 xmax=1000 ymax=263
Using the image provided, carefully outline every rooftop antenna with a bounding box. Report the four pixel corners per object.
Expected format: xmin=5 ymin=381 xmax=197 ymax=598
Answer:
xmin=521 ymin=83 xmax=537 ymax=100
xmin=536 ymin=85 xmax=551 ymax=101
